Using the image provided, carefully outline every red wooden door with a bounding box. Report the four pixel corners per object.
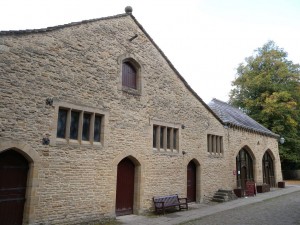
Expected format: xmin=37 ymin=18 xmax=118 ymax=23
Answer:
xmin=0 ymin=150 xmax=29 ymax=225
xmin=116 ymin=158 xmax=135 ymax=216
xmin=187 ymin=161 xmax=196 ymax=202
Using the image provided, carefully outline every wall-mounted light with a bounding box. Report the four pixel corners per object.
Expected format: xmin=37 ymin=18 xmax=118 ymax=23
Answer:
xmin=42 ymin=137 xmax=50 ymax=145
xmin=45 ymin=98 xmax=53 ymax=106
xmin=42 ymin=133 xmax=50 ymax=145
xmin=182 ymin=150 xmax=187 ymax=155
xmin=181 ymin=124 xmax=185 ymax=129
xmin=279 ymin=137 xmax=285 ymax=144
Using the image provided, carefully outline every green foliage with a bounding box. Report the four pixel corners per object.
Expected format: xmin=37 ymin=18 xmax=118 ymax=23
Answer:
xmin=229 ymin=41 xmax=300 ymax=169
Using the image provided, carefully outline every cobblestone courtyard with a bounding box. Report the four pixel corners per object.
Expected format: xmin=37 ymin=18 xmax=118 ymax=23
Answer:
xmin=182 ymin=190 xmax=300 ymax=225
xmin=118 ymin=184 xmax=300 ymax=225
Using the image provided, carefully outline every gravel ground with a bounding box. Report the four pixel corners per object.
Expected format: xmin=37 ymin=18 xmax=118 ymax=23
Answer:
xmin=285 ymin=180 xmax=300 ymax=185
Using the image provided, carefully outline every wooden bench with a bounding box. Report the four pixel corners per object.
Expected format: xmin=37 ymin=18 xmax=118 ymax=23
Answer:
xmin=153 ymin=194 xmax=188 ymax=214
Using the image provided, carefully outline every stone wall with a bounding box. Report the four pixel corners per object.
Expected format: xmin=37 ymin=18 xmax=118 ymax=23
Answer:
xmin=0 ymin=14 xmax=282 ymax=225
xmin=225 ymin=127 xmax=282 ymax=188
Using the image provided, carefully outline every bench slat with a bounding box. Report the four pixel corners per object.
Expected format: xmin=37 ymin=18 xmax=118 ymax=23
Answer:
xmin=153 ymin=194 xmax=188 ymax=214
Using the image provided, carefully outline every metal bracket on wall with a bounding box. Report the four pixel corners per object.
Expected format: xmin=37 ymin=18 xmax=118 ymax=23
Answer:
xmin=45 ymin=98 xmax=53 ymax=106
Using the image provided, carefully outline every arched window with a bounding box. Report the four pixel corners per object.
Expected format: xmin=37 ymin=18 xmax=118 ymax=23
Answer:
xmin=262 ymin=151 xmax=275 ymax=187
xmin=122 ymin=61 xmax=137 ymax=89
xmin=236 ymin=148 xmax=254 ymax=190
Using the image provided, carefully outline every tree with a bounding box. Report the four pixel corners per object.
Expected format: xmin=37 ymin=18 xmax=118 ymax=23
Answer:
xmin=229 ymin=40 xmax=300 ymax=169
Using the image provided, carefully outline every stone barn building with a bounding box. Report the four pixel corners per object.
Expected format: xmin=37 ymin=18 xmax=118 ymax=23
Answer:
xmin=0 ymin=7 xmax=282 ymax=225
xmin=208 ymin=99 xmax=282 ymax=192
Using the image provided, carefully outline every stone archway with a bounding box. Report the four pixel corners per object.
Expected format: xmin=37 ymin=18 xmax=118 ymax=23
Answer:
xmin=0 ymin=139 xmax=40 ymax=224
xmin=115 ymin=157 xmax=136 ymax=216
xmin=187 ymin=160 xmax=197 ymax=202
xmin=184 ymin=158 xmax=201 ymax=202
xmin=236 ymin=147 xmax=254 ymax=190
xmin=0 ymin=149 xmax=29 ymax=225
xmin=113 ymin=153 xmax=143 ymax=216
xmin=262 ymin=150 xmax=275 ymax=187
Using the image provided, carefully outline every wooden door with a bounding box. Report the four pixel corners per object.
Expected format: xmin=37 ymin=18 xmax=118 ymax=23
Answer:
xmin=263 ymin=152 xmax=275 ymax=187
xmin=265 ymin=166 xmax=270 ymax=185
xmin=116 ymin=158 xmax=135 ymax=216
xmin=241 ymin=166 xmax=247 ymax=190
xmin=187 ymin=161 xmax=196 ymax=202
xmin=0 ymin=150 xmax=29 ymax=225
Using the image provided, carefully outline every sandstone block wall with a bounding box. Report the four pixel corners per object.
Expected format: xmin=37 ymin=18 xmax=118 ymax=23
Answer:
xmin=225 ymin=127 xmax=282 ymax=188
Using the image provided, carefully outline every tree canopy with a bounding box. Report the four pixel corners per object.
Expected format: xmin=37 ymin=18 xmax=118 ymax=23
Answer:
xmin=229 ymin=40 xmax=300 ymax=169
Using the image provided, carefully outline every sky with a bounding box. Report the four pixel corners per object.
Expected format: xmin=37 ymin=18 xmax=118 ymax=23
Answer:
xmin=1 ymin=0 xmax=300 ymax=103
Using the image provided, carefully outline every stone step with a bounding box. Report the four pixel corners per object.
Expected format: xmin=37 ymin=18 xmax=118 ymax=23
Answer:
xmin=211 ymin=197 xmax=226 ymax=202
xmin=213 ymin=194 xmax=229 ymax=200
xmin=212 ymin=195 xmax=228 ymax=200
xmin=214 ymin=192 xmax=228 ymax=197
xmin=218 ymin=189 xmax=234 ymax=194
xmin=211 ymin=189 xmax=238 ymax=203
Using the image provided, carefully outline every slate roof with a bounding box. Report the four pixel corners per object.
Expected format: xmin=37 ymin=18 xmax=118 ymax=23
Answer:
xmin=208 ymin=99 xmax=278 ymax=138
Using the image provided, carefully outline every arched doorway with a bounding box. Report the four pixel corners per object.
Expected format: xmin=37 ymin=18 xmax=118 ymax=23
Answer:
xmin=0 ymin=149 xmax=29 ymax=225
xmin=187 ymin=160 xmax=197 ymax=202
xmin=116 ymin=157 xmax=135 ymax=216
xmin=262 ymin=151 xmax=275 ymax=187
xmin=236 ymin=148 xmax=254 ymax=190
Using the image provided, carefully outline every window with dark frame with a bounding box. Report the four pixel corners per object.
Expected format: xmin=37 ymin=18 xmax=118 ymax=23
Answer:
xmin=122 ymin=61 xmax=137 ymax=89
xmin=56 ymin=107 xmax=104 ymax=144
xmin=173 ymin=129 xmax=177 ymax=150
xmin=94 ymin=115 xmax=102 ymax=142
xmin=153 ymin=125 xmax=158 ymax=149
xmin=70 ymin=111 xmax=80 ymax=140
xmin=82 ymin=113 xmax=91 ymax=141
xmin=167 ymin=127 xmax=171 ymax=149
xmin=57 ymin=108 xmax=68 ymax=138
xmin=160 ymin=126 xmax=164 ymax=149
